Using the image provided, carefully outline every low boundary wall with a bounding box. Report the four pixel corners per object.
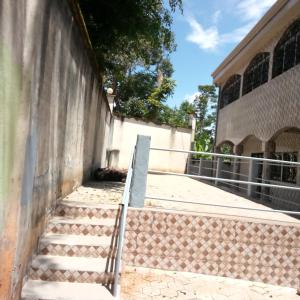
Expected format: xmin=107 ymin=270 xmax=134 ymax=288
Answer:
xmin=109 ymin=117 xmax=192 ymax=173
xmin=123 ymin=208 xmax=300 ymax=288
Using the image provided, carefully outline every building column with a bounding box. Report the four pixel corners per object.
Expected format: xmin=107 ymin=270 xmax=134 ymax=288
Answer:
xmin=261 ymin=141 xmax=275 ymax=201
xmin=233 ymin=144 xmax=243 ymax=191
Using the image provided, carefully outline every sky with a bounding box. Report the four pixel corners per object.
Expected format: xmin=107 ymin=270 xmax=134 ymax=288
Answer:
xmin=166 ymin=0 xmax=277 ymax=107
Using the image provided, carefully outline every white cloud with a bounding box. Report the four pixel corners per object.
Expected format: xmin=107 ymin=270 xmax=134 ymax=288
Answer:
xmin=236 ymin=0 xmax=277 ymax=22
xmin=184 ymin=92 xmax=200 ymax=103
xmin=185 ymin=0 xmax=276 ymax=51
xmin=212 ymin=10 xmax=221 ymax=24
xmin=220 ymin=21 xmax=256 ymax=44
xmin=186 ymin=16 xmax=219 ymax=50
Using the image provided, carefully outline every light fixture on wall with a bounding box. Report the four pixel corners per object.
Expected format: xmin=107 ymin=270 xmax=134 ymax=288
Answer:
xmin=106 ymin=88 xmax=115 ymax=113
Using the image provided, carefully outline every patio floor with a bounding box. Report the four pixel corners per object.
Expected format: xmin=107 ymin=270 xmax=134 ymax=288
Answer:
xmin=121 ymin=266 xmax=299 ymax=300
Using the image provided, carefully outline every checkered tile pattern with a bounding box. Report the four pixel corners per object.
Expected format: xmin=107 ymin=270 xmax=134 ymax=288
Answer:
xmin=46 ymin=222 xmax=116 ymax=236
xmin=39 ymin=242 xmax=116 ymax=258
xmin=55 ymin=205 xmax=119 ymax=219
xmin=29 ymin=268 xmax=114 ymax=284
xmin=123 ymin=208 xmax=300 ymax=288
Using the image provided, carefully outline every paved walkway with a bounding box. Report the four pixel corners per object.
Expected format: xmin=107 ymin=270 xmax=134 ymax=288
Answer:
xmin=66 ymin=175 xmax=299 ymax=224
xmin=146 ymin=174 xmax=300 ymax=224
xmin=121 ymin=266 xmax=299 ymax=300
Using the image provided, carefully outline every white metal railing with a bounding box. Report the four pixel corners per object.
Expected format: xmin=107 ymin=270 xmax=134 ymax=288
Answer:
xmin=150 ymin=147 xmax=300 ymax=165
xmin=145 ymin=195 xmax=300 ymax=216
xmin=148 ymin=170 xmax=300 ymax=191
xmin=112 ymin=148 xmax=135 ymax=297
xmin=147 ymin=147 xmax=300 ymax=217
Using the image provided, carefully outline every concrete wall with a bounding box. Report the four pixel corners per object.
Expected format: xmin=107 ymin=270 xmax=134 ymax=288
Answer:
xmin=0 ymin=1 xmax=112 ymax=299
xmin=109 ymin=117 xmax=193 ymax=173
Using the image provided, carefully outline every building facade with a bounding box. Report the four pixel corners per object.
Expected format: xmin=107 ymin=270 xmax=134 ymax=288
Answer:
xmin=211 ymin=0 xmax=300 ymax=210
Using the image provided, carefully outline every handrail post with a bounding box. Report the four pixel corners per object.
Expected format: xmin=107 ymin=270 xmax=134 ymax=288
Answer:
xmin=215 ymin=157 xmax=222 ymax=186
xmin=247 ymin=160 xmax=255 ymax=197
xmin=129 ymin=135 xmax=151 ymax=208
xmin=198 ymin=158 xmax=203 ymax=175
xmin=112 ymin=146 xmax=135 ymax=297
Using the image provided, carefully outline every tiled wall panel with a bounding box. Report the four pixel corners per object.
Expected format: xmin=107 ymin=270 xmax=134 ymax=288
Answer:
xmin=124 ymin=208 xmax=300 ymax=288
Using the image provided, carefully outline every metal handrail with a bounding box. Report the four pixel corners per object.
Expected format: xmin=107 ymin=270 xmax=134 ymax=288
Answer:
xmin=145 ymin=195 xmax=300 ymax=216
xmin=150 ymin=147 xmax=300 ymax=166
xmin=148 ymin=170 xmax=300 ymax=191
xmin=112 ymin=148 xmax=135 ymax=297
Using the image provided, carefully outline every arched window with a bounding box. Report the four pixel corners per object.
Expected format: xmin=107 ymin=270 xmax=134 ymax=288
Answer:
xmin=272 ymin=19 xmax=300 ymax=78
xmin=242 ymin=53 xmax=270 ymax=95
xmin=220 ymin=75 xmax=241 ymax=109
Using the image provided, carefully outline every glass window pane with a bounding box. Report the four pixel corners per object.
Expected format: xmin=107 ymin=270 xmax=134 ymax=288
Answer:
xmin=282 ymin=152 xmax=297 ymax=183
xmin=270 ymin=153 xmax=282 ymax=181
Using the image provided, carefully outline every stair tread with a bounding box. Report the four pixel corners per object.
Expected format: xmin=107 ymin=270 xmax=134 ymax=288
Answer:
xmin=32 ymin=255 xmax=111 ymax=273
xmin=41 ymin=234 xmax=113 ymax=246
xmin=22 ymin=280 xmax=115 ymax=300
xmin=50 ymin=216 xmax=116 ymax=226
xmin=59 ymin=200 xmax=119 ymax=209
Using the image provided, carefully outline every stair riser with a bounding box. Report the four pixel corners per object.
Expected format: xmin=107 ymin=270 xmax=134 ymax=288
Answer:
xmin=46 ymin=223 xmax=117 ymax=236
xmin=55 ymin=206 xmax=119 ymax=219
xmin=39 ymin=243 xmax=116 ymax=258
xmin=29 ymin=268 xmax=114 ymax=284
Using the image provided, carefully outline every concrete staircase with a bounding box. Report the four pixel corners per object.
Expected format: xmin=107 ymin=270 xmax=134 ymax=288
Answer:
xmin=22 ymin=201 xmax=120 ymax=300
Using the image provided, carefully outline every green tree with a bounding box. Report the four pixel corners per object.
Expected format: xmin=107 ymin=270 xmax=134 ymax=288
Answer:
xmin=161 ymin=101 xmax=195 ymax=127
xmin=79 ymin=1 xmax=183 ymax=121
xmin=193 ymin=85 xmax=218 ymax=153
xmin=79 ymin=0 xmax=182 ymax=78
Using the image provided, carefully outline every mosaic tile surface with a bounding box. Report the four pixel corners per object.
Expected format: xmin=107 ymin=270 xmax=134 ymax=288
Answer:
xmin=123 ymin=208 xmax=300 ymax=288
xmin=46 ymin=222 xmax=117 ymax=236
xmin=55 ymin=205 xmax=119 ymax=219
xmin=39 ymin=242 xmax=116 ymax=258
xmin=29 ymin=268 xmax=114 ymax=284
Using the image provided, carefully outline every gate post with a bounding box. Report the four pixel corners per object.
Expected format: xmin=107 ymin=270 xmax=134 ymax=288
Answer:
xmin=129 ymin=135 xmax=151 ymax=208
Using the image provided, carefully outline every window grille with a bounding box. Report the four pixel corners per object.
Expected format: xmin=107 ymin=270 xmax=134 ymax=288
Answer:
xmin=242 ymin=53 xmax=270 ymax=96
xmin=272 ymin=19 xmax=300 ymax=78
xmin=220 ymin=75 xmax=241 ymax=109
xmin=270 ymin=152 xmax=297 ymax=184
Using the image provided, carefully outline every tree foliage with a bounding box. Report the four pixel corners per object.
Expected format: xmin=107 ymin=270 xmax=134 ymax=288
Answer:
xmin=79 ymin=0 xmax=182 ymax=122
xmin=79 ymin=0 xmax=182 ymax=77
xmin=193 ymin=85 xmax=218 ymax=151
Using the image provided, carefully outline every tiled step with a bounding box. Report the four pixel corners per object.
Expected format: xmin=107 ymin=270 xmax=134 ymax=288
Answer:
xmin=46 ymin=216 xmax=117 ymax=236
xmin=55 ymin=201 xmax=120 ymax=219
xmin=21 ymin=280 xmax=115 ymax=300
xmin=29 ymin=255 xmax=114 ymax=284
xmin=39 ymin=234 xmax=116 ymax=258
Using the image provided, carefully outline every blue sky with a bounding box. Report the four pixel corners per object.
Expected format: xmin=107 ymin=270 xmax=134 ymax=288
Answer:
xmin=167 ymin=0 xmax=277 ymax=107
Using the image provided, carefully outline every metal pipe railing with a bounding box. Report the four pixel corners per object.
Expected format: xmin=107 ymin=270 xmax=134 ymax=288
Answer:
xmin=145 ymin=195 xmax=300 ymax=216
xmin=150 ymin=147 xmax=300 ymax=166
xmin=112 ymin=148 xmax=135 ymax=297
xmin=148 ymin=170 xmax=300 ymax=191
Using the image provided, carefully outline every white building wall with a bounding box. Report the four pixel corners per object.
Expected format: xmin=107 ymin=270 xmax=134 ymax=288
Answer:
xmin=110 ymin=117 xmax=192 ymax=172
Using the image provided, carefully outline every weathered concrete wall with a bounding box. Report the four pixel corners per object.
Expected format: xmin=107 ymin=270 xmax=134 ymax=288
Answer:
xmin=110 ymin=117 xmax=192 ymax=173
xmin=0 ymin=1 xmax=112 ymax=299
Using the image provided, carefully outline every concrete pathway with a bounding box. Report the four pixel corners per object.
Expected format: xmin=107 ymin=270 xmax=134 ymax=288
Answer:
xmin=146 ymin=174 xmax=300 ymax=224
xmin=64 ymin=177 xmax=299 ymax=224
xmin=121 ymin=266 xmax=300 ymax=300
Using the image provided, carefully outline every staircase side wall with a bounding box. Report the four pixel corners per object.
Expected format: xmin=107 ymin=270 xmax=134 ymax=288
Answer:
xmin=124 ymin=208 xmax=300 ymax=288
xmin=0 ymin=1 xmax=112 ymax=299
